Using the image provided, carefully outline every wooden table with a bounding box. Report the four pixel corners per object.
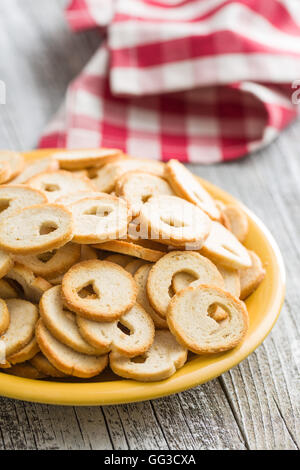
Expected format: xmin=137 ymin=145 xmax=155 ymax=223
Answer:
xmin=0 ymin=0 xmax=299 ymax=450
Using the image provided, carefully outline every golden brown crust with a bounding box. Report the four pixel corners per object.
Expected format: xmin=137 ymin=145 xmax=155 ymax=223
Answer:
xmin=68 ymin=195 xmax=129 ymax=244
xmin=0 ymin=251 xmax=14 ymax=279
xmin=134 ymin=264 xmax=168 ymax=329
xmin=35 ymin=319 xmax=108 ymax=378
xmin=30 ymin=352 xmax=67 ymax=378
xmin=0 ymin=299 xmax=38 ymax=357
xmin=5 ymin=362 xmax=46 ymax=379
xmin=200 ymin=221 xmax=251 ymax=269
xmin=53 ymin=148 xmax=124 ymax=170
xmin=0 ymin=204 xmax=74 ymax=255
xmin=139 ymin=195 xmax=211 ymax=248
xmin=40 ymin=285 xmax=105 ymax=355
xmin=15 ymin=243 xmax=81 ymax=278
xmin=5 ymin=263 xmax=52 ymax=303
xmin=77 ymin=302 xmax=155 ymax=357
xmin=110 ymin=330 xmax=187 ymax=382
xmin=167 ymin=284 xmax=249 ymax=354
xmin=7 ymin=337 xmax=39 ymax=365
xmin=92 ymin=239 xmax=168 ymax=262
xmin=62 ymin=260 xmax=137 ymax=321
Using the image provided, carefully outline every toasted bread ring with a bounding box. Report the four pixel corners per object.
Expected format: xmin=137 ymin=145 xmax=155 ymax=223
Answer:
xmin=0 ymin=204 xmax=74 ymax=255
xmin=62 ymin=260 xmax=137 ymax=321
xmin=167 ymin=285 xmax=249 ymax=354
xmin=147 ymin=251 xmax=224 ymax=318
xmin=77 ymin=302 xmax=154 ymax=357
xmin=68 ymin=195 xmax=129 ymax=244
xmin=139 ymin=195 xmax=211 ymax=248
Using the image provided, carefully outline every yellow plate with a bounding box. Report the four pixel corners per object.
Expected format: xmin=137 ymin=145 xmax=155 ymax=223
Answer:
xmin=0 ymin=149 xmax=285 ymax=406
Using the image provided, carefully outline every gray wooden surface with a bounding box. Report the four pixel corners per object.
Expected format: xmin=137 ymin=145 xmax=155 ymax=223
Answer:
xmin=0 ymin=0 xmax=299 ymax=450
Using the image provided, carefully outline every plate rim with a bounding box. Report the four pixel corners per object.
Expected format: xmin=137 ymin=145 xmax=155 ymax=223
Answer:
xmin=0 ymin=149 xmax=286 ymax=406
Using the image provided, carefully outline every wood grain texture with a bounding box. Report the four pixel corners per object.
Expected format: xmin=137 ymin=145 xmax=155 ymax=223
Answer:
xmin=0 ymin=0 xmax=299 ymax=450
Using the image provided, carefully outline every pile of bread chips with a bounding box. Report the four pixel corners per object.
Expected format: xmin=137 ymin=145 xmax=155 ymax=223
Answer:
xmin=0 ymin=149 xmax=266 ymax=381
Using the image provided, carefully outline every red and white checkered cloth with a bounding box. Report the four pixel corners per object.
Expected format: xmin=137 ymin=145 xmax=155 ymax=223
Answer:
xmin=39 ymin=0 xmax=300 ymax=163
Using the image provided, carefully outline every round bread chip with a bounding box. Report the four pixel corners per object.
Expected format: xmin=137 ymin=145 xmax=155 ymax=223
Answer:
xmin=0 ymin=299 xmax=38 ymax=357
xmin=5 ymin=263 xmax=52 ymax=303
xmin=10 ymin=157 xmax=59 ymax=184
xmin=239 ymin=250 xmax=266 ymax=300
xmin=139 ymin=195 xmax=211 ymax=248
xmin=105 ymin=254 xmax=134 ymax=267
xmin=53 ymin=148 xmax=124 ymax=170
xmin=0 ymin=203 xmax=74 ymax=255
xmin=93 ymin=239 xmax=168 ymax=263
xmin=62 ymin=260 xmax=137 ymax=321
xmin=36 ymin=320 xmax=108 ymax=378
xmin=200 ymin=221 xmax=252 ymax=269
xmin=222 ymin=205 xmax=249 ymax=242
xmin=6 ymin=362 xmax=45 ymax=379
xmin=77 ymin=302 xmax=154 ymax=357
xmin=0 ymin=251 xmax=14 ymax=279
xmin=91 ymin=158 xmax=165 ymax=193
xmin=68 ymin=195 xmax=128 ymax=244
xmin=167 ymin=285 xmax=249 ymax=354
xmin=165 ymin=159 xmax=221 ymax=220
xmin=0 ymin=161 xmax=12 ymax=184
xmin=27 ymin=170 xmax=97 ymax=203
xmin=147 ymin=251 xmax=224 ymax=318
xmin=0 ymin=279 xmax=18 ymax=299
xmin=15 ymin=243 xmax=81 ymax=278
xmin=110 ymin=330 xmax=187 ymax=382
xmin=40 ymin=286 xmax=105 ymax=355
xmin=0 ymin=299 xmax=9 ymax=336
xmin=0 ymin=151 xmax=24 ymax=181
xmin=30 ymin=352 xmax=67 ymax=378
xmin=7 ymin=337 xmax=39 ymax=365
xmin=134 ymin=264 xmax=167 ymax=329
xmin=0 ymin=185 xmax=47 ymax=222
xmin=116 ymin=171 xmax=174 ymax=217
xmin=125 ymin=259 xmax=145 ymax=275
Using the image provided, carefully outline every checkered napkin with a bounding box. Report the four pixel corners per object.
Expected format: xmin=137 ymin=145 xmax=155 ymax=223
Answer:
xmin=39 ymin=0 xmax=300 ymax=163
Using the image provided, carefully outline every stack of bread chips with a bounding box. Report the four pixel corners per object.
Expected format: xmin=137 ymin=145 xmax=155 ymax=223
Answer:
xmin=0 ymin=149 xmax=265 ymax=381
